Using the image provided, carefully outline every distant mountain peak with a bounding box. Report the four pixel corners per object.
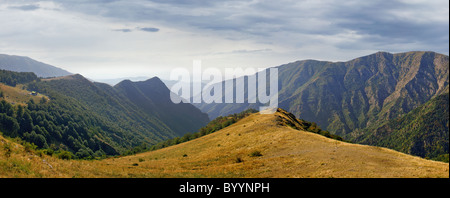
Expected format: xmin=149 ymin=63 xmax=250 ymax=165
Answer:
xmin=115 ymin=76 xmax=169 ymax=91
xmin=375 ymin=51 xmax=391 ymax=54
xmin=145 ymin=76 xmax=163 ymax=83
xmin=116 ymin=79 xmax=133 ymax=85
xmin=70 ymin=73 xmax=85 ymax=79
xmin=143 ymin=76 xmax=167 ymax=87
xmin=0 ymin=54 xmax=72 ymax=78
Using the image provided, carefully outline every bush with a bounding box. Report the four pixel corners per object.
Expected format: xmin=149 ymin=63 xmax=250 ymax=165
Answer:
xmin=23 ymin=142 xmax=37 ymax=153
xmin=249 ymin=150 xmax=263 ymax=157
xmin=3 ymin=142 xmax=12 ymax=158
xmin=55 ymin=150 xmax=73 ymax=160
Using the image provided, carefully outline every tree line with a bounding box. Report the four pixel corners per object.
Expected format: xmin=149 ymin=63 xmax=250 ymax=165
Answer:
xmin=123 ymin=108 xmax=259 ymax=155
xmin=0 ymin=69 xmax=39 ymax=87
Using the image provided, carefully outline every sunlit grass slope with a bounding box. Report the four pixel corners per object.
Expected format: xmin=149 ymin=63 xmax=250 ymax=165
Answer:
xmin=0 ymin=83 xmax=48 ymax=105
xmin=1 ymin=109 xmax=448 ymax=178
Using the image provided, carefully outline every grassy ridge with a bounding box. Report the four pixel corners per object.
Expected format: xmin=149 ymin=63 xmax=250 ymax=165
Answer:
xmin=2 ymin=108 xmax=447 ymax=178
xmin=124 ymin=108 xmax=259 ymax=155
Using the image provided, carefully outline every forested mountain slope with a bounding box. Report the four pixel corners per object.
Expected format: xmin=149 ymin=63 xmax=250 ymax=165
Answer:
xmin=0 ymin=71 xmax=209 ymax=158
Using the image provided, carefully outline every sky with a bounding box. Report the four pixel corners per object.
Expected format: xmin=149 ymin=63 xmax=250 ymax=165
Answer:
xmin=0 ymin=0 xmax=449 ymax=80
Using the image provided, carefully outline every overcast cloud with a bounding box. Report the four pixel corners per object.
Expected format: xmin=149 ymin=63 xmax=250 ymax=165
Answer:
xmin=0 ymin=0 xmax=448 ymax=79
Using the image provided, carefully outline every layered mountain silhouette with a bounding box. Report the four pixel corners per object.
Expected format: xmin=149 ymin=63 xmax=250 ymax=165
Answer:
xmin=0 ymin=51 xmax=447 ymax=161
xmin=194 ymin=51 xmax=449 ymax=160
xmin=114 ymin=77 xmax=210 ymax=137
xmin=0 ymin=54 xmax=72 ymax=78
xmin=0 ymin=69 xmax=209 ymax=157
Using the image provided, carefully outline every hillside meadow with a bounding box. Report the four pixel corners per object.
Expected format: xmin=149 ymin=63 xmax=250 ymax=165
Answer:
xmin=1 ymin=110 xmax=448 ymax=178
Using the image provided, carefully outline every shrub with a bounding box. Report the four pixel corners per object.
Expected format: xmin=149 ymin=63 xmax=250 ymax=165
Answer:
xmin=3 ymin=142 xmax=12 ymax=158
xmin=56 ymin=150 xmax=73 ymax=160
xmin=249 ymin=150 xmax=263 ymax=157
xmin=23 ymin=142 xmax=37 ymax=153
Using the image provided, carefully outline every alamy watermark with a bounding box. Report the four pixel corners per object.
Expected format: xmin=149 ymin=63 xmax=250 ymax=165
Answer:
xmin=169 ymin=60 xmax=278 ymax=114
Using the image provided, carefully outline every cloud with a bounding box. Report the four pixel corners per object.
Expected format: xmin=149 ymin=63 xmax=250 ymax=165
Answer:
xmin=3 ymin=1 xmax=449 ymax=53
xmin=319 ymin=0 xmax=449 ymax=52
xmin=0 ymin=0 xmax=448 ymax=79
xmin=51 ymin=0 xmax=447 ymax=53
xmin=113 ymin=28 xmax=132 ymax=32
xmin=8 ymin=4 xmax=40 ymax=11
xmin=211 ymin=48 xmax=273 ymax=55
xmin=138 ymin=27 xmax=159 ymax=32
xmin=112 ymin=27 xmax=160 ymax=33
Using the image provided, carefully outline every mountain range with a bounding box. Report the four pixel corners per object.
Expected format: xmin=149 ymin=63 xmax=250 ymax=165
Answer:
xmin=0 ymin=51 xmax=448 ymax=163
xmin=194 ymin=51 xmax=449 ymax=161
xmin=0 ymin=69 xmax=208 ymax=157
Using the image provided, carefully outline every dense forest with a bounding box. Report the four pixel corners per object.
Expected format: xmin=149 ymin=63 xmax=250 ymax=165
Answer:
xmin=0 ymin=95 xmax=120 ymax=159
xmin=354 ymin=92 xmax=449 ymax=162
xmin=0 ymin=69 xmax=39 ymax=87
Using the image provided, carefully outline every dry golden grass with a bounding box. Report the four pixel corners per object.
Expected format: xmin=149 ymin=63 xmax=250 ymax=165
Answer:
xmin=0 ymin=83 xmax=48 ymax=105
xmin=1 ymin=109 xmax=448 ymax=178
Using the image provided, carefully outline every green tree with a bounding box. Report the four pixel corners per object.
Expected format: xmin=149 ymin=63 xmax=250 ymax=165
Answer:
xmin=0 ymin=113 xmax=19 ymax=136
xmin=19 ymin=111 xmax=34 ymax=135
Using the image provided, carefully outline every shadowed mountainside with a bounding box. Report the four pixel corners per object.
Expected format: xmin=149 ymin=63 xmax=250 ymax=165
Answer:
xmin=1 ymin=71 xmax=209 ymax=158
